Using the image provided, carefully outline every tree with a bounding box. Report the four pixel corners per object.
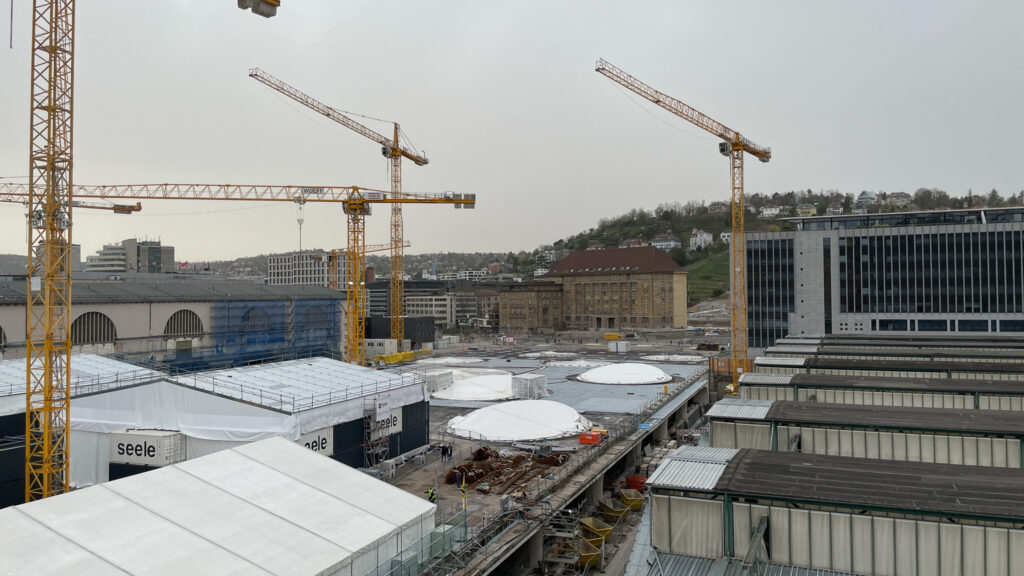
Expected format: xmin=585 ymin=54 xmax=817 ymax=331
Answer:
xmin=988 ymin=188 xmax=1003 ymax=208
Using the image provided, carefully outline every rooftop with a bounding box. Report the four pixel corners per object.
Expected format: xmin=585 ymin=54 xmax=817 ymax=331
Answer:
xmin=651 ymin=447 xmax=1024 ymax=522
xmin=547 ymin=246 xmax=682 ymax=276
xmin=741 ymin=372 xmax=1024 ymax=394
xmin=755 ymin=355 xmax=1024 ymax=374
xmin=777 ymin=334 xmax=1024 ymax=351
xmin=711 ymin=398 xmax=1024 ymax=436
xmin=784 ymin=206 xmax=1024 ymax=231
xmin=0 ymin=278 xmax=342 ymax=305
xmin=766 ymin=344 xmax=1024 ymax=360
xmin=0 ymin=437 xmax=435 ymax=576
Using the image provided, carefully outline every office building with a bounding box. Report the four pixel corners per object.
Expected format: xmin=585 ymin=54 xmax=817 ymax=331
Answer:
xmin=746 ymin=207 xmax=1024 ymax=349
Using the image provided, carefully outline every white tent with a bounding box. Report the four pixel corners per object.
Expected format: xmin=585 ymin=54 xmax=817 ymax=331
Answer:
xmin=446 ymin=400 xmax=593 ymax=442
xmin=66 ymin=357 xmax=426 ymax=486
xmin=0 ymin=437 xmax=435 ymax=576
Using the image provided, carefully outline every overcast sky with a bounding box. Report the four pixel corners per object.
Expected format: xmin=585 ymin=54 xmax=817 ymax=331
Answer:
xmin=1 ymin=1 xmax=1021 ymax=261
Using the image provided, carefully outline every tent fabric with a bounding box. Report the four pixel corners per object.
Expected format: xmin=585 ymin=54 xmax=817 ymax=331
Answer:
xmin=0 ymin=437 xmax=435 ymax=576
xmin=0 ymin=353 xmax=163 ymax=417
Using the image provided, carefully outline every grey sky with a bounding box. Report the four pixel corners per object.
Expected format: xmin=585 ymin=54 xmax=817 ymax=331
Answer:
xmin=1 ymin=1 xmax=1022 ymax=261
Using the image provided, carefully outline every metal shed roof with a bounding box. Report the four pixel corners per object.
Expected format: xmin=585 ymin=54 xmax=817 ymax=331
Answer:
xmin=647 ymin=447 xmax=739 ymax=491
xmin=764 ymin=401 xmax=1024 ymax=436
xmin=712 ymin=449 xmax=1024 ymax=522
xmin=745 ymin=372 xmax=1024 ymax=394
xmin=0 ymin=437 xmax=435 ymax=576
xmin=706 ymin=398 xmax=773 ymax=420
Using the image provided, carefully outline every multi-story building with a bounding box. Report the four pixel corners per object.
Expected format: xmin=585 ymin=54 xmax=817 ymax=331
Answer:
xmin=267 ymin=251 xmax=345 ymax=289
xmin=84 ymin=239 xmax=175 ymax=274
xmin=367 ymin=280 xmax=445 ymax=317
xmin=497 ymin=247 xmax=688 ymax=332
xmin=795 ymin=204 xmax=817 ymax=217
xmin=497 ymin=282 xmax=564 ymax=332
xmin=689 ymin=229 xmax=713 ymax=251
xmin=405 ymin=294 xmax=455 ymax=328
xmin=887 ymin=191 xmax=913 ymax=207
xmin=760 ymin=206 xmax=783 ymax=218
xmin=651 ymin=234 xmax=682 ymax=252
xmin=745 ymin=207 xmax=1024 ymax=350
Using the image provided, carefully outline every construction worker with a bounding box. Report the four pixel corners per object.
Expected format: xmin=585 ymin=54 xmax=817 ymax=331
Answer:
xmin=426 ymin=487 xmax=437 ymax=504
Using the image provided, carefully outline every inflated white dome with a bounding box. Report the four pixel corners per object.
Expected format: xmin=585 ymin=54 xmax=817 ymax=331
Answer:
xmin=577 ymin=363 xmax=672 ymax=385
xmin=446 ymin=400 xmax=593 ymax=442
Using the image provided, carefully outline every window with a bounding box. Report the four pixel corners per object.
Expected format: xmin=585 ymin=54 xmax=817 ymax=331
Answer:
xmin=877 ymin=319 xmax=907 ymax=331
xmin=1000 ymin=320 xmax=1024 ymax=332
xmin=71 ymin=312 xmax=117 ymax=345
xmin=163 ymin=309 xmax=203 ymax=338
xmin=957 ymin=319 xmax=989 ymax=332
xmin=917 ymin=319 xmax=948 ymax=332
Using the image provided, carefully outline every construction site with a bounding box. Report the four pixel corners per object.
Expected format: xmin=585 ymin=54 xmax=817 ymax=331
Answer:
xmin=1 ymin=2 xmax=1022 ymax=576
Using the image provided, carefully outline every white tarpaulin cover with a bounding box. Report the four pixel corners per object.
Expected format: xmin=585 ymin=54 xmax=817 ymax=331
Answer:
xmin=578 ymin=363 xmax=672 ymax=385
xmin=431 ymin=367 xmax=514 ymax=401
xmin=416 ymin=356 xmax=483 ymax=364
xmin=446 ymin=400 xmax=593 ymax=441
xmin=0 ymin=354 xmax=163 ymax=417
xmin=67 ymin=357 xmax=426 ymax=487
xmin=0 ymin=437 xmax=435 ymax=576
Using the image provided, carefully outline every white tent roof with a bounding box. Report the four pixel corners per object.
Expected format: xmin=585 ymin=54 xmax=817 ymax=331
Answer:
xmin=0 ymin=354 xmax=163 ymax=416
xmin=170 ymin=357 xmax=421 ymax=413
xmin=431 ymin=368 xmax=514 ymax=401
xmin=0 ymin=437 xmax=435 ymax=576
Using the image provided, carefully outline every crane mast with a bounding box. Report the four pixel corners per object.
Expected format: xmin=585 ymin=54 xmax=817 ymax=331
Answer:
xmin=249 ymin=68 xmax=429 ymax=350
xmin=24 ymin=0 xmax=75 ymax=502
xmin=595 ymin=58 xmax=770 ymax=395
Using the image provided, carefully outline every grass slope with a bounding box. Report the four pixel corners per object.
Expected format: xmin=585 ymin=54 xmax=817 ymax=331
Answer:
xmin=684 ymin=250 xmax=728 ymax=306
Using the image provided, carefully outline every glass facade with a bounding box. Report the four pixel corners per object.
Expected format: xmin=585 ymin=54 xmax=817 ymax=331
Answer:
xmin=838 ymin=231 xmax=1024 ymax=315
xmin=746 ymin=238 xmax=795 ymax=348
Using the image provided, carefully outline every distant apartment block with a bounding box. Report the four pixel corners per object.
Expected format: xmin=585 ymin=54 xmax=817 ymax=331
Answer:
xmin=405 ymin=294 xmax=455 ymax=328
xmin=267 ymin=251 xmax=345 ymax=289
xmin=689 ymin=229 xmax=713 ymax=251
xmin=746 ymin=207 xmax=1024 ymax=349
xmin=84 ymin=238 xmax=175 ymax=274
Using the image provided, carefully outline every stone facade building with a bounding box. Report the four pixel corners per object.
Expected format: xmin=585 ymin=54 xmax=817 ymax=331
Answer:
xmin=497 ymin=247 xmax=687 ymax=332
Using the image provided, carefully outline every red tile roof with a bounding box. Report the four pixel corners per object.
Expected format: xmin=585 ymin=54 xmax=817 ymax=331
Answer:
xmin=548 ymin=246 xmax=682 ymax=277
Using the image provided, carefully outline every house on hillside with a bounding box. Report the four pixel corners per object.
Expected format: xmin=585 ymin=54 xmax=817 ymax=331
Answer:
xmin=760 ymin=206 xmax=782 ymax=218
xmin=708 ymin=201 xmax=729 ymax=214
xmin=651 ymin=234 xmax=682 ymax=252
xmin=854 ymin=191 xmax=877 ymax=211
xmin=887 ymin=192 xmax=912 ymax=208
xmin=689 ymin=229 xmax=713 ymax=251
xmin=796 ymin=204 xmax=817 ymax=217
xmin=720 ymin=232 xmax=732 ymax=244
xmin=618 ymin=238 xmax=649 ymax=249
xmin=826 ymin=204 xmax=844 ymax=215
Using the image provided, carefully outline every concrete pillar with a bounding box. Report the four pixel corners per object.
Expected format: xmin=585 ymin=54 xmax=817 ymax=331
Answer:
xmin=654 ymin=420 xmax=669 ymax=442
xmin=587 ymin=475 xmax=604 ymax=508
xmin=526 ymin=529 xmax=544 ymax=572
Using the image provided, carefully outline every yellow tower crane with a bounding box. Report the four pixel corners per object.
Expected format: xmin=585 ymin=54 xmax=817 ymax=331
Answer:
xmin=3 ymin=182 xmax=474 ymax=366
xmin=249 ymin=68 xmax=429 ymax=351
xmin=23 ymin=0 xmax=278 ymax=503
xmin=595 ymin=59 xmax=771 ymax=395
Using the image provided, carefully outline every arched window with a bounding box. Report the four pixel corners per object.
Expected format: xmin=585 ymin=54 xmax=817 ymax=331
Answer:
xmin=164 ymin=309 xmax=204 ymax=338
xmin=239 ymin=307 xmax=271 ymax=333
xmin=71 ymin=312 xmax=117 ymax=345
xmin=300 ymin=305 xmax=331 ymax=331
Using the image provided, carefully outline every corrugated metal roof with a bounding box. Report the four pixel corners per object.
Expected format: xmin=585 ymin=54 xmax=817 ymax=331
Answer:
xmin=651 ymin=554 xmax=718 ymax=576
xmin=754 ymin=357 xmax=806 ymax=367
xmin=647 ymin=459 xmax=728 ymax=491
xmin=647 ymin=447 xmax=738 ymax=491
xmin=706 ymin=399 xmax=772 ymax=420
xmin=623 ymin=499 xmax=654 ymax=576
xmin=739 ymin=373 xmax=793 ymax=385
xmin=667 ymin=446 xmax=740 ymax=463
xmin=765 ymin=345 xmax=821 ymax=355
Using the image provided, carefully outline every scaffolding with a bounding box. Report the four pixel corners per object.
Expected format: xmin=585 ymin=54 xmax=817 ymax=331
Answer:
xmin=363 ymin=396 xmax=391 ymax=468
